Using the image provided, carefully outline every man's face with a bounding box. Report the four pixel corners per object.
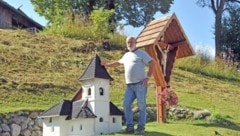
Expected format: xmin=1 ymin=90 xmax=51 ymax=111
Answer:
xmin=127 ymin=38 xmax=136 ymax=51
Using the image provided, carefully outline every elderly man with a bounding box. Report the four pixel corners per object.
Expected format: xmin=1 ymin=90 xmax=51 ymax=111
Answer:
xmin=102 ymin=36 xmax=155 ymax=134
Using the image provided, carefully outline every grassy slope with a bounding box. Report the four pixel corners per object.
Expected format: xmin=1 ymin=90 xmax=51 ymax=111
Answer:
xmin=0 ymin=29 xmax=240 ymax=135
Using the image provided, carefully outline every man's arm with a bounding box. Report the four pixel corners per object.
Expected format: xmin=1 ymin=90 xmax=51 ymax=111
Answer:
xmin=147 ymin=59 xmax=155 ymax=78
xmin=142 ymin=59 xmax=155 ymax=86
xmin=101 ymin=61 xmax=121 ymax=68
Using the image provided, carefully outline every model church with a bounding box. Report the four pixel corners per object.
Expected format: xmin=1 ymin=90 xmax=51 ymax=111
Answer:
xmin=40 ymin=54 xmax=123 ymax=136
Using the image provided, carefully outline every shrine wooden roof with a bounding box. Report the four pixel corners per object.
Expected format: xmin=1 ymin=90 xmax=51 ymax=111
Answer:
xmin=136 ymin=13 xmax=195 ymax=58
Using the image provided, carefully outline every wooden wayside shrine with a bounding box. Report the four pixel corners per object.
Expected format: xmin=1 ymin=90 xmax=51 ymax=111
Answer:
xmin=136 ymin=13 xmax=195 ymax=123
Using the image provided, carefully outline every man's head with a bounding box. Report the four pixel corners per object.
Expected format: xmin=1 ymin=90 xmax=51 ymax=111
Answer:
xmin=126 ymin=36 xmax=136 ymax=51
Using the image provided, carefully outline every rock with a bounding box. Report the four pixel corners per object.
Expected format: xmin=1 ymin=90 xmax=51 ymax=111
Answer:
xmin=132 ymin=107 xmax=139 ymax=113
xmin=17 ymin=111 xmax=24 ymax=116
xmin=35 ymin=130 xmax=42 ymax=136
xmin=0 ymin=132 xmax=11 ymax=136
xmin=2 ymin=119 xmax=8 ymax=124
xmin=193 ymin=109 xmax=211 ymax=119
xmin=10 ymin=116 xmax=21 ymax=124
xmin=31 ymin=131 xmax=41 ymax=136
xmin=28 ymin=119 xmax=35 ymax=127
xmin=10 ymin=124 xmax=21 ymax=136
xmin=19 ymin=116 xmax=28 ymax=123
xmin=29 ymin=112 xmax=38 ymax=119
xmin=1 ymin=124 xmax=10 ymax=132
xmin=21 ymin=129 xmax=31 ymax=136
xmin=35 ymin=118 xmax=43 ymax=128
xmin=33 ymin=125 xmax=41 ymax=131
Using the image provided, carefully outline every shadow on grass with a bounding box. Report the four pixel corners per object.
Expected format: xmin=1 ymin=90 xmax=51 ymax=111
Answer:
xmin=193 ymin=117 xmax=240 ymax=132
xmin=109 ymin=131 xmax=173 ymax=136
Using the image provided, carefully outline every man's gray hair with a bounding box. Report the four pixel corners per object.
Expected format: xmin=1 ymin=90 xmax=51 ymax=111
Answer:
xmin=126 ymin=36 xmax=135 ymax=43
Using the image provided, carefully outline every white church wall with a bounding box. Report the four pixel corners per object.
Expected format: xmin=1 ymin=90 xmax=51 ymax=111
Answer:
xmin=93 ymin=78 xmax=110 ymax=101
xmin=94 ymin=117 xmax=110 ymax=135
xmin=109 ymin=116 xmax=122 ymax=133
xmin=81 ymin=79 xmax=94 ymax=100
xmin=42 ymin=116 xmax=68 ymax=136
xmin=67 ymin=118 xmax=95 ymax=136
xmin=89 ymin=100 xmax=109 ymax=117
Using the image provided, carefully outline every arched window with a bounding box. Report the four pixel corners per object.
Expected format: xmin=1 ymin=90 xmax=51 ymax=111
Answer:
xmin=99 ymin=87 xmax=104 ymax=96
xmin=99 ymin=117 xmax=103 ymax=122
xmin=88 ymin=88 xmax=91 ymax=95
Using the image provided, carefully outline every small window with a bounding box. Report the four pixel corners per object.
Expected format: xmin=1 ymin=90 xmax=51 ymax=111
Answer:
xmin=112 ymin=117 xmax=116 ymax=123
xmin=71 ymin=126 xmax=74 ymax=132
xmin=99 ymin=87 xmax=104 ymax=95
xmin=99 ymin=117 xmax=103 ymax=122
xmin=51 ymin=126 xmax=54 ymax=132
xmin=88 ymin=88 xmax=91 ymax=95
xmin=80 ymin=124 xmax=82 ymax=130
xmin=49 ymin=117 xmax=52 ymax=123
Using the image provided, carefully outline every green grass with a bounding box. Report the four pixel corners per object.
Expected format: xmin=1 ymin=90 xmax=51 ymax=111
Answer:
xmin=101 ymin=120 xmax=240 ymax=136
xmin=0 ymin=29 xmax=240 ymax=136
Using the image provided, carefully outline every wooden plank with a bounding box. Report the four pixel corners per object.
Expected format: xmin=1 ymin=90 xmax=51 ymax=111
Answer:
xmin=147 ymin=17 xmax=169 ymax=26
xmin=138 ymin=26 xmax=164 ymax=37
xmin=176 ymin=44 xmax=187 ymax=58
xmin=143 ymin=21 xmax=167 ymax=32
xmin=137 ymin=32 xmax=159 ymax=43
xmin=145 ymin=46 xmax=161 ymax=86
xmin=136 ymin=39 xmax=155 ymax=48
xmin=145 ymin=45 xmax=166 ymax=87
xmin=147 ymin=46 xmax=166 ymax=122
xmin=170 ymin=40 xmax=187 ymax=46
xmin=156 ymin=86 xmax=166 ymax=123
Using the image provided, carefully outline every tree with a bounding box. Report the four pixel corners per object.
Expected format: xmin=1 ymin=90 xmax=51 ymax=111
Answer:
xmin=30 ymin=0 xmax=71 ymax=25
xmin=114 ymin=0 xmax=174 ymax=27
xmin=196 ymin=0 xmax=240 ymax=58
xmin=221 ymin=5 xmax=240 ymax=64
xmin=31 ymin=0 xmax=174 ymax=28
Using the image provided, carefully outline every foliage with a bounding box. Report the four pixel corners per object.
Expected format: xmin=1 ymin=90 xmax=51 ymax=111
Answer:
xmin=90 ymin=8 xmax=115 ymax=40
xmin=221 ymin=5 xmax=240 ymax=62
xmin=114 ymin=0 xmax=174 ymax=27
xmin=42 ymin=12 xmax=126 ymax=45
xmin=31 ymin=0 xmax=71 ymax=25
xmin=31 ymin=0 xmax=174 ymax=28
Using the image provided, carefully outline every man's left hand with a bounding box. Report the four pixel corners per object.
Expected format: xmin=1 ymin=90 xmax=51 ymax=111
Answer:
xmin=142 ymin=78 xmax=149 ymax=86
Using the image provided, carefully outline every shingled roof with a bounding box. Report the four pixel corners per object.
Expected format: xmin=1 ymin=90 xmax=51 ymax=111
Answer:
xmin=71 ymin=99 xmax=97 ymax=119
xmin=110 ymin=102 xmax=123 ymax=116
xmin=40 ymin=100 xmax=72 ymax=117
xmin=40 ymin=99 xmax=122 ymax=119
xmin=79 ymin=54 xmax=113 ymax=81
xmin=136 ymin=13 xmax=194 ymax=58
xmin=40 ymin=99 xmax=97 ymax=119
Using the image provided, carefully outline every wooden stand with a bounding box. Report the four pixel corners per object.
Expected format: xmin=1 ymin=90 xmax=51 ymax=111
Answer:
xmin=137 ymin=14 xmax=195 ymax=123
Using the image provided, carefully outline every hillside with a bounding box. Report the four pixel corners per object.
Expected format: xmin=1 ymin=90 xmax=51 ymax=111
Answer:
xmin=0 ymin=29 xmax=240 ymax=135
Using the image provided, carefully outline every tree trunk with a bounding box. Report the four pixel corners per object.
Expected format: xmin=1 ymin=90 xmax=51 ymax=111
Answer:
xmin=213 ymin=0 xmax=225 ymax=59
xmin=215 ymin=11 xmax=223 ymax=58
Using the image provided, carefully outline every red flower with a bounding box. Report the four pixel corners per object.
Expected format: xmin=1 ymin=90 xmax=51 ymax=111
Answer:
xmin=158 ymin=88 xmax=178 ymax=108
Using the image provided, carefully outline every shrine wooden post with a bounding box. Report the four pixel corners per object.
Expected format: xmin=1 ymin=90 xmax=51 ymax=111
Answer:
xmin=136 ymin=13 xmax=195 ymax=123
